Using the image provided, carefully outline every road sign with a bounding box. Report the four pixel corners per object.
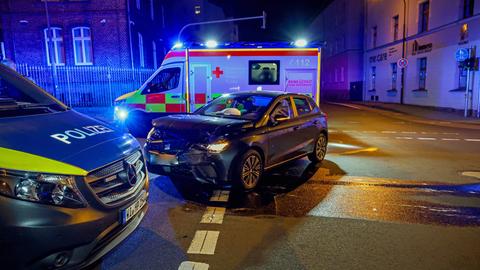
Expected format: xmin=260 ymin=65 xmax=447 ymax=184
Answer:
xmin=397 ymin=58 xmax=408 ymax=68
xmin=456 ymin=48 xmax=470 ymax=62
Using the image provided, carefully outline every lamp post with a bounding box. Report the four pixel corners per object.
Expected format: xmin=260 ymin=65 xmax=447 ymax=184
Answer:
xmin=44 ymin=0 xmax=59 ymax=97
xmin=400 ymin=0 xmax=407 ymax=105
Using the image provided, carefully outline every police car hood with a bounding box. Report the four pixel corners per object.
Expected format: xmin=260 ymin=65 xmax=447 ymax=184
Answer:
xmin=0 ymin=110 xmax=140 ymax=173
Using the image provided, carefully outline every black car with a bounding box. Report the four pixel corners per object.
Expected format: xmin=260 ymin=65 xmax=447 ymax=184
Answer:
xmin=145 ymin=92 xmax=328 ymax=190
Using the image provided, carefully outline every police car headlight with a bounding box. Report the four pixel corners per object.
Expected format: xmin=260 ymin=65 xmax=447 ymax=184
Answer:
xmin=0 ymin=172 xmax=86 ymax=208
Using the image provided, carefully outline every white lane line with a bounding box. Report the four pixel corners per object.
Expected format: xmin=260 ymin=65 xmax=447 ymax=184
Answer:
xmin=395 ymin=137 xmax=413 ymax=140
xmin=200 ymin=207 xmax=226 ymax=224
xmin=441 ymin=138 xmax=460 ymax=141
xmin=342 ymin=130 xmax=356 ymax=133
xmin=442 ymin=132 xmax=459 ymax=135
xmin=187 ymin=230 xmax=220 ymax=255
xmin=381 ymin=131 xmax=397 ymax=134
xmin=210 ymin=190 xmax=230 ymax=202
xmin=401 ymin=131 xmax=417 ymax=134
xmin=418 ymin=137 xmax=437 ymax=141
xmin=421 ymin=132 xmax=438 ymax=135
xmin=362 ymin=130 xmax=377 ymax=133
xmin=329 ymin=129 xmax=338 ymax=133
xmin=465 ymin=139 xmax=480 ymax=142
xmin=178 ymin=261 xmax=209 ymax=270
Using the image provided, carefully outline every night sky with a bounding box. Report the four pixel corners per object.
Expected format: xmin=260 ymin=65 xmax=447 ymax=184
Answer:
xmin=211 ymin=0 xmax=332 ymax=42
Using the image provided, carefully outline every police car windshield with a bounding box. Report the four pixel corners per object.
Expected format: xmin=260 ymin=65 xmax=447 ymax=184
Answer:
xmin=0 ymin=65 xmax=66 ymax=117
xmin=195 ymin=94 xmax=273 ymax=121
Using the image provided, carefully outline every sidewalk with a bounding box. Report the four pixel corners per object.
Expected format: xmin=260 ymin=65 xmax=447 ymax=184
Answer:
xmin=329 ymin=101 xmax=480 ymax=130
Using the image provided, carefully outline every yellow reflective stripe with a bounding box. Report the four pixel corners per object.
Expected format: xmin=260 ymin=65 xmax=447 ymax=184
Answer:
xmin=0 ymin=147 xmax=88 ymax=176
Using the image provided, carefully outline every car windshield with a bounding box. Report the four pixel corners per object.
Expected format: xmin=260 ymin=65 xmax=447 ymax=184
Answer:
xmin=195 ymin=94 xmax=274 ymax=120
xmin=0 ymin=64 xmax=66 ymax=117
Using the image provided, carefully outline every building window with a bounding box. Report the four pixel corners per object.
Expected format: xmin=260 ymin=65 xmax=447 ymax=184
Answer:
xmin=340 ymin=66 xmax=345 ymax=82
xmin=393 ymin=15 xmax=399 ymax=41
xmin=462 ymin=0 xmax=475 ymax=18
xmin=72 ymin=27 xmax=93 ymax=66
xmin=458 ymin=66 xmax=467 ymax=89
xmin=44 ymin=27 xmax=65 ymax=66
xmin=418 ymin=1 xmax=430 ymax=33
xmin=418 ymin=58 xmax=427 ymax=90
xmin=195 ymin=5 xmax=201 ymax=15
xmin=136 ymin=0 xmax=141 ymax=10
xmin=0 ymin=42 xmax=5 ymax=61
xmin=460 ymin=23 xmax=469 ymax=41
xmin=372 ymin=26 xmax=377 ymax=48
xmin=152 ymin=41 xmax=157 ymax=69
xmin=150 ymin=0 xmax=154 ymax=20
xmin=391 ymin=63 xmax=398 ymax=90
xmin=138 ymin=33 xmax=145 ymax=68
xmin=371 ymin=66 xmax=376 ymax=90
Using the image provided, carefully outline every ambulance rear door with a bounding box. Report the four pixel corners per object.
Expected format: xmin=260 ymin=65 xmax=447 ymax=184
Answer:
xmin=189 ymin=63 xmax=212 ymax=112
xmin=285 ymin=68 xmax=317 ymax=99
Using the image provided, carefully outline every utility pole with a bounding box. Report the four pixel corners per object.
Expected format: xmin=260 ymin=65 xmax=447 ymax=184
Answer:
xmin=44 ymin=0 xmax=58 ymax=97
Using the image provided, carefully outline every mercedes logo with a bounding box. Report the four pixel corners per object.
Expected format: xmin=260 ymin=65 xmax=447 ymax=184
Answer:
xmin=124 ymin=161 xmax=138 ymax=187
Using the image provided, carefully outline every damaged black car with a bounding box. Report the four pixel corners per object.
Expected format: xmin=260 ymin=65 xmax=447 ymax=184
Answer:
xmin=144 ymin=92 xmax=328 ymax=190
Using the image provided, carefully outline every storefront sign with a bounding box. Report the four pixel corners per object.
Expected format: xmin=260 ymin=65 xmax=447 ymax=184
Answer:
xmin=412 ymin=40 xmax=433 ymax=55
xmin=369 ymin=52 xmax=388 ymax=63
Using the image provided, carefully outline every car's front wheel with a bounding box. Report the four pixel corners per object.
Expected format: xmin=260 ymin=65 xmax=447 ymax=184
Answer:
xmin=308 ymin=133 xmax=327 ymax=163
xmin=234 ymin=149 xmax=263 ymax=190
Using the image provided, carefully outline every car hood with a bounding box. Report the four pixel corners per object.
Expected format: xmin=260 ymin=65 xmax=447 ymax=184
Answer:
xmin=0 ymin=110 xmax=140 ymax=174
xmin=151 ymin=114 xmax=253 ymax=142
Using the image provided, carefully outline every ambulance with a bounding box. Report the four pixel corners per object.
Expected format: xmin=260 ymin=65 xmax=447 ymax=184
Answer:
xmin=114 ymin=42 xmax=322 ymax=133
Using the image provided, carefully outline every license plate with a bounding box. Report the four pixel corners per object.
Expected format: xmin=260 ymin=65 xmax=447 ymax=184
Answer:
xmin=150 ymin=151 xmax=178 ymax=165
xmin=120 ymin=191 xmax=147 ymax=224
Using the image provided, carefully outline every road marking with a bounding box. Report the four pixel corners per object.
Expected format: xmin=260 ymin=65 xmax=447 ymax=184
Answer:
xmin=442 ymin=132 xmax=459 ymax=135
xmin=421 ymin=132 xmax=438 ymax=135
xmin=187 ymin=230 xmax=220 ymax=255
xmin=401 ymin=131 xmax=417 ymax=134
xmin=381 ymin=131 xmax=397 ymax=134
xmin=210 ymin=190 xmax=230 ymax=202
xmin=201 ymin=207 xmax=226 ymax=224
xmin=347 ymin=121 xmax=360 ymax=124
xmin=178 ymin=261 xmax=209 ymax=270
xmin=418 ymin=137 xmax=437 ymax=141
xmin=362 ymin=130 xmax=377 ymax=133
xmin=342 ymin=130 xmax=356 ymax=133
xmin=462 ymin=171 xmax=480 ymax=179
xmin=441 ymin=138 xmax=460 ymax=141
xmin=395 ymin=137 xmax=413 ymax=140
xmin=340 ymin=147 xmax=378 ymax=155
xmin=465 ymin=139 xmax=480 ymax=142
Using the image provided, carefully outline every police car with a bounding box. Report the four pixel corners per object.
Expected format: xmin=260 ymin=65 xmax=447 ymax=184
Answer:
xmin=0 ymin=63 xmax=149 ymax=269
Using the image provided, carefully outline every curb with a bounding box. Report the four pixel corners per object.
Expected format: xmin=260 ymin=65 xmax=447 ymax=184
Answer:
xmin=328 ymin=102 xmax=480 ymax=130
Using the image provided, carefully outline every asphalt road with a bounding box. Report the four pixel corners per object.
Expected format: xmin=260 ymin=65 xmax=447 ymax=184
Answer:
xmin=93 ymin=103 xmax=480 ymax=270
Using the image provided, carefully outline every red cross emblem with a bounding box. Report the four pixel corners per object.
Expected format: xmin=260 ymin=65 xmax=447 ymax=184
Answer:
xmin=212 ymin=66 xmax=224 ymax=78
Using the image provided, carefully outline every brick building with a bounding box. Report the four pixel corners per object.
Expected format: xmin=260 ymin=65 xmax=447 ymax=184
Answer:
xmin=0 ymin=0 xmax=235 ymax=69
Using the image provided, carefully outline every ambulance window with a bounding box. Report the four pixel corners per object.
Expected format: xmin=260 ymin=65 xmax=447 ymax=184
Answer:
xmin=142 ymin=67 xmax=180 ymax=94
xmin=249 ymin=60 xmax=280 ymax=85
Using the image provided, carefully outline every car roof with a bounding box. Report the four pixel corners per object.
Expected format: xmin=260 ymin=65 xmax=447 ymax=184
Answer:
xmin=223 ymin=91 xmax=310 ymax=98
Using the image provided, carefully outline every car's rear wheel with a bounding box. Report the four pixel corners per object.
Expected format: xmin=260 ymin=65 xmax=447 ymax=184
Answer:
xmin=234 ymin=149 xmax=263 ymax=190
xmin=308 ymin=133 xmax=327 ymax=163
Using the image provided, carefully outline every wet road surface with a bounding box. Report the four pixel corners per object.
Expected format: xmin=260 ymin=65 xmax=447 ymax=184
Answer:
xmin=92 ymin=103 xmax=480 ymax=270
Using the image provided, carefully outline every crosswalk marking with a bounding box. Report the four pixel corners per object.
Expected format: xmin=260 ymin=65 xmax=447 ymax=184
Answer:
xmin=178 ymin=261 xmax=209 ymax=270
xmin=201 ymin=207 xmax=226 ymax=224
xmin=187 ymin=230 xmax=220 ymax=255
xmin=210 ymin=190 xmax=230 ymax=202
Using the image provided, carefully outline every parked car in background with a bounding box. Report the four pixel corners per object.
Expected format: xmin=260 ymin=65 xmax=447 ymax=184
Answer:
xmin=145 ymin=91 xmax=328 ymax=190
xmin=0 ymin=64 xmax=149 ymax=270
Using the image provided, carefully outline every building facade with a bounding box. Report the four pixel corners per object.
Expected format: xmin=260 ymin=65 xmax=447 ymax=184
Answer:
xmin=309 ymin=0 xmax=365 ymax=101
xmin=0 ymin=0 xmax=235 ymax=69
xmin=365 ymin=0 xmax=480 ymax=111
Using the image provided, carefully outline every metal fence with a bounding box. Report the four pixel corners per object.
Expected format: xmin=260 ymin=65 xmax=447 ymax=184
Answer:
xmin=16 ymin=64 xmax=156 ymax=108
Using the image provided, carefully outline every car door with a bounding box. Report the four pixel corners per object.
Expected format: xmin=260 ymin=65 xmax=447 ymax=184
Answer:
xmin=291 ymin=96 xmax=321 ymax=153
xmin=265 ymin=97 xmax=305 ymax=167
